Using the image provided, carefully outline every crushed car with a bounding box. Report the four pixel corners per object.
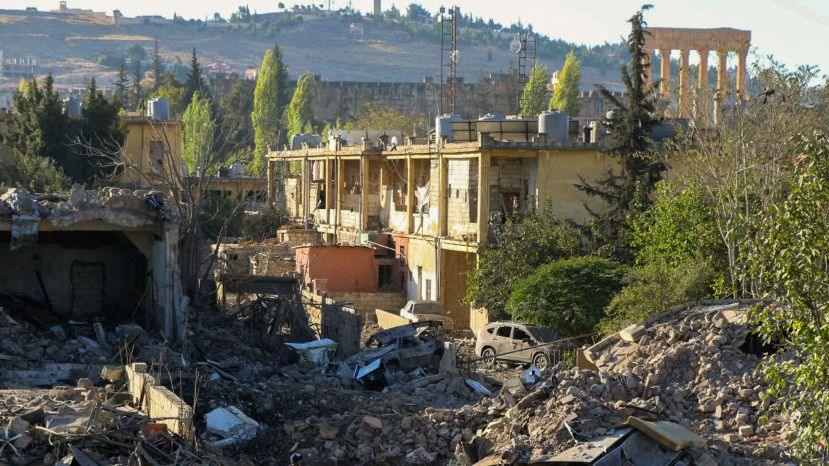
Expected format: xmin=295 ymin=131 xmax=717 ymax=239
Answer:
xmin=474 ymin=321 xmax=569 ymax=370
xmin=398 ymin=300 xmax=453 ymax=329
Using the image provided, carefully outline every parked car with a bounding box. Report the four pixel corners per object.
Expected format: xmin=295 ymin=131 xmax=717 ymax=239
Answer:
xmin=474 ymin=322 xmax=562 ymax=370
xmin=399 ymin=300 xmax=453 ymax=329
xmin=346 ymin=322 xmax=444 ymax=372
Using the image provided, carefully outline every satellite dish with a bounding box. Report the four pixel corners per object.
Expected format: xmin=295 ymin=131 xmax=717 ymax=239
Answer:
xmin=509 ymin=36 xmax=522 ymax=55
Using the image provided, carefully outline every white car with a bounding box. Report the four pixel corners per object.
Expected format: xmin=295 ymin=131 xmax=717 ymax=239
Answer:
xmin=399 ymin=300 xmax=453 ymax=329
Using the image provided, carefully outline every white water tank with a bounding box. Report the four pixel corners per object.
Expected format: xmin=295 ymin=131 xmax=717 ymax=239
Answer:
xmin=435 ymin=114 xmax=460 ymax=142
xmin=538 ymin=110 xmax=568 ymax=144
xmin=147 ymin=98 xmax=170 ymax=121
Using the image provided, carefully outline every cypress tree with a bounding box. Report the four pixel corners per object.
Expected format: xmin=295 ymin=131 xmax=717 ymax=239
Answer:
xmin=550 ymin=51 xmax=582 ymax=117
xmin=151 ymin=38 xmax=163 ymax=93
xmin=251 ymin=44 xmax=287 ymax=175
xmin=115 ymin=56 xmax=129 ymax=106
xmin=286 ymin=72 xmax=315 ymax=138
xmin=185 ymin=48 xmax=208 ymax=104
xmin=519 ymin=65 xmax=551 ymax=116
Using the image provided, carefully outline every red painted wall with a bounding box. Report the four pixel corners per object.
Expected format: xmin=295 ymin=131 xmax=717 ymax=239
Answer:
xmin=295 ymin=245 xmax=379 ymax=292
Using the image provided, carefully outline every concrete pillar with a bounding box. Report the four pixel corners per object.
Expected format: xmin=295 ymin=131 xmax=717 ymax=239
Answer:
xmin=324 ymin=158 xmax=332 ymax=224
xmin=715 ymin=50 xmax=728 ymax=124
xmin=476 ymin=153 xmax=490 ymax=244
xmin=302 ymin=158 xmax=311 ymax=222
xmin=406 ymin=156 xmax=414 ymax=234
xmin=335 ymin=157 xmax=343 ymax=239
xmin=438 ymin=157 xmax=448 ymax=237
xmin=696 ymin=50 xmax=710 ymax=126
xmin=266 ymin=159 xmax=276 ymax=206
xmin=659 ymin=48 xmax=672 ymax=98
xmin=678 ymin=49 xmax=691 ymax=118
xmin=360 ymin=157 xmax=369 ymax=231
xmin=736 ymin=48 xmax=748 ymax=99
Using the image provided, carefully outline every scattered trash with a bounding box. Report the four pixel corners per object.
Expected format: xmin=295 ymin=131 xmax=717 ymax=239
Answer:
xmin=465 ymin=379 xmax=493 ymax=397
xmin=520 ymin=365 xmax=542 ymax=384
xmin=285 ymin=338 xmax=338 ymax=366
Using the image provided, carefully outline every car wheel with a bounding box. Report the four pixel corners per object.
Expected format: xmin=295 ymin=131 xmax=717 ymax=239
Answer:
xmin=532 ymin=352 xmax=549 ymax=371
xmin=481 ymin=347 xmax=496 ymax=367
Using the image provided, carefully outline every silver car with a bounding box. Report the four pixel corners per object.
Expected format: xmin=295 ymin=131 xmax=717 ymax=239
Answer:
xmin=474 ymin=322 xmax=561 ymax=370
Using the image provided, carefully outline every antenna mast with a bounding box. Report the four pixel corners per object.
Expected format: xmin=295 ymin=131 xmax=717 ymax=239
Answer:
xmin=516 ymin=31 xmax=537 ymax=113
xmin=439 ymin=6 xmax=458 ymax=115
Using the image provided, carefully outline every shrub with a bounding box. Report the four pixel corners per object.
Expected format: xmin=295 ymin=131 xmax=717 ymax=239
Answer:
xmin=505 ymin=256 xmax=624 ymax=337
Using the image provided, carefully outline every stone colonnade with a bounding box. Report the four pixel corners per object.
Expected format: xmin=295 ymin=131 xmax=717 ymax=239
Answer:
xmin=645 ymin=27 xmax=751 ymax=125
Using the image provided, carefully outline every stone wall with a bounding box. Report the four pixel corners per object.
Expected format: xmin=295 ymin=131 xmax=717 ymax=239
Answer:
xmin=302 ymin=290 xmax=363 ymax=357
xmin=324 ymin=291 xmax=408 ymax=317
xmin=446 ymin=159 xmax=478 ymax=241
xmin=125 ymin=362 xmax=193 ymax=438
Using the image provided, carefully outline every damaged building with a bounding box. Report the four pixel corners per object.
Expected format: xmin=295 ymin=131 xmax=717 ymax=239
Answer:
xmin=0 ymin=187 xmax=186 ymax=340
xmin=267 ymin=113 xmax=614 ymax=332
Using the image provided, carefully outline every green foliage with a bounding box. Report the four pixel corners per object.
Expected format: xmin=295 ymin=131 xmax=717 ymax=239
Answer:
xmin=239 ymin=207 xmax=287 ymax=241
xmin=506 ymin=256 xmax=624 ymax=337
xmin=251 ymin=44 xmax=287 ymax=175
xmin=549 ymin=51 xmax=582 ymax=117
xmin=0 ymin=152 xmax=70 ymax=192
xmin=184 ymin=48 xmax=208 ymax=105
xmin=77 ymin=78 xmax=126 ymax=180
xmin=182 ymin=91 xmax=215 ymax=174
xmin=286 ymin=73 xmax=315 ymax=138
xmin=465 ymin=201 xmax=583 ymax=320
xmin=150 ymin=73 xmax=189 ymax=117
xmin=343 ymin=101 xmax=426 ymax=136
xmin=215 ymin=80 xmax=255 ymax=158
xmin=747 ymin=133 xmax=829 ymax=461
xmin=599 ymin=259 xmax=715 ymax=334
xmin=519 ymin=65 xmax=550 ymax=116
xmin=115 ymin=56 xmax=129 ymax=105
xmin=577 ymin=6 xmax=662 ymax=261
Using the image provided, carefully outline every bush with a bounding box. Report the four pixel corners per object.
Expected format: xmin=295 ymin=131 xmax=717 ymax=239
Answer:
xmin=239 ymin=207 xmax=287 ymax=241
xmin=465 ymin=201 xmax=583 ymax=320
xmin=506 ymin=256 xmax=624 ymax=337
xmin=599 ymin=259 xmax=715 ymax=335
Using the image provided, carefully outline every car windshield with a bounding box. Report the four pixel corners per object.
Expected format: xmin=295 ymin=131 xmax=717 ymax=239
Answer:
xmin=412 ymin=303 xmax=443 ymax=314
xmin=527 ymin=326 xmax=558 ymax=342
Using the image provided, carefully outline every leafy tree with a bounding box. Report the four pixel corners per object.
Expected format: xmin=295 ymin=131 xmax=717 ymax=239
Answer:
xmin=550 ymin=51 xmax=582 ymax=116
xmin=126 ymin=43 xmax=147 ymax=65
xmin=577 ymin=6 xmax=661 ymax=261
xmin=216 ymin=80 xmax=255 ymax=158
xmin=115 ymin=56 xmax=129 ymax=106
xmin=77 ymin=78 xmax=126 ymax=182
xmin=343 ymin=101 xmax=426 ymax=136
xmin=251 ymin=44 xmax=287 ymax=175
xmin=182 ymin=91 xmax=215 ymax=174
xmin=506 ymin=256 xmax=624 ymax=337
xmin=519 ymin=65 xmax=550 ymax=116
xmin=600 ymin=259 xmax=715 ymax=334
xmin=185 ymin=48 xmax=209 ymax=105
xmin=286 ymin=72 xmax=315 ymax=138
xmin=747 ymin=133 xmax=829 ymax=461
xmin=132 ymin=59 xmax=143 ymax=110
xmin=406 ymin=3 xmax=430 ymax=22
xmin=465 ymin=201 xmax=583 ymax=320
xmin=0 ymin=151 xmax=69 ymax=192
xmin=151 ymin=38 xmax=163 ymax=93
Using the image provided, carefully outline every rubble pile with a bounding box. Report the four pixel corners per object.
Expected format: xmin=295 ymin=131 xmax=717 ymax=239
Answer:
xmin=445 ymin=303 xmax=793 ymax=464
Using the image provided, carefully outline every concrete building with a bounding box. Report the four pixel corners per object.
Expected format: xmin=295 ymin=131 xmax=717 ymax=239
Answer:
xmin=118 ymin=112 xmax=183 ymax=187
xmin=267 ymin=114 xmax=614 ymax=332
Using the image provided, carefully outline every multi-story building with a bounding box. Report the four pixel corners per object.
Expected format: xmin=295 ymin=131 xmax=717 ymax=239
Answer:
xmin=266 ymin=114 xmax=616 ymax=332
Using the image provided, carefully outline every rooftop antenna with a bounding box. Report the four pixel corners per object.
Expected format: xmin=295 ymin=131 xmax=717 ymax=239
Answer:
xmin=438 ymin=5 xmax=458 ymax=115
xmin=514 ymin=31 xmax=537 ymax=113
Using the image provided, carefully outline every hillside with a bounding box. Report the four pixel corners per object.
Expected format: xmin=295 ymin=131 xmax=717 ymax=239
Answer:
xmin=0 ymin=6 xmax=627 ymax=101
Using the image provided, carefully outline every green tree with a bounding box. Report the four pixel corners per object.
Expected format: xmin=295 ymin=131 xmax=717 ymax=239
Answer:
xmin=747 ymin=133 xmax=829 ymax=461
xmin=506 ymin=256 xmax=624 ymax=337
xmin=343 ymin=101 xmax=426 ymax=136
xmin=150 ymin=73 xmax=189 ymax=117
xmin=465 ymin=201 xmax=583 ymax=320
xmin=0 ymin=152 xmax=69 ymax=192
xmin=184 ymin=48 xmax=208 ymax=104
xmin=182 ymin=91 xmax=215 ymax=174
xmin=151 ymin=38 xmax=163 ymax=93
xmin=577 ymin=6 xmax=662 ymax=260
xmin=132 ymin=59 xmax=143 ymax=110
xmin=251 ymin=44 xmax=287 ymax=175
xmin=549 ymin=51 xmax=582 ymax=116
xmin=115 ymin=56 xmax=129 ymax=106
xmin=286 ymin=72 xmax=315 ymax=138
xmin=519 ymin=65 xmax=550 ymax=116
xmin=216 ymin=80 xmax=255 ymax=158
xmin=77 ymin=78 xmax=126 ymax=182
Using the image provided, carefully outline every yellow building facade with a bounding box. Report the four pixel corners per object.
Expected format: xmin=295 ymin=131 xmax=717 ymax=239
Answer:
xmin=118 ymin=115 xmax=183 ymax=187
xmin=267 ymin=131 xmax=617 ymax=332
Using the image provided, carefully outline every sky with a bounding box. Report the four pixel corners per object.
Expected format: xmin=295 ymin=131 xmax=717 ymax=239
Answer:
xmin=5 ymin=0 xmax=828 ymax=75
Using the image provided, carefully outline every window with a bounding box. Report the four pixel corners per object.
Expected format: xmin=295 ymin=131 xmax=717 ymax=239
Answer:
xmin=496 ymin=326 xmax=512 ymax=338
xmin=513 ymin=328 xmax=530 ymax=341
xmin=486 ymin=327 xmax=495 ymax=334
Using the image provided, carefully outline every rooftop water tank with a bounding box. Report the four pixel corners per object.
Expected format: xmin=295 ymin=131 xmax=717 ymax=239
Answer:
xmin=63 ymin=97 xmax=81 ymax=118
xmin=435 ymin=114 xmax=461 ymax=142
xmin=538 ymin=110 xmax=568 ymax=144
xmin=147 ymin=98 xmax=170 ymax=121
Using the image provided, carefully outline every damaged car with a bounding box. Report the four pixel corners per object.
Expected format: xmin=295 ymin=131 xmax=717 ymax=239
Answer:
xmin=347 ymin=322 xmax=445 ymax=373
xmin=474 ymin=322 xmax=565 ymax=370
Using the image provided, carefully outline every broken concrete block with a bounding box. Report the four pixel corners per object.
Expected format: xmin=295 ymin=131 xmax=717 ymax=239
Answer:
xmin=362 ymin=416 xmax=383 ymax=431
xmin=100 ymin=365 xmax=124 ymax=382
xmin=318 ymin=423 xmax=340 ymax=440
xmin=738 ymin=425 xmax=754 ymax=437
xmin=619 ymin=324 xmax=646 ymax=342
xmin=205 ymin=406 xmax=260 ymax=448
xmin=626 ymin=416 xmax=706 ymax=451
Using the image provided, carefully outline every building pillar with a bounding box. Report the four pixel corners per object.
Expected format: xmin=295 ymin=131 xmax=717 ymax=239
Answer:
xmin=406 ymin=156 xmax=414 ymax=234
xmin=324 ymin=158 xmax=332 ymax=224
xmin=736 ymin=48 xmax=748 ymax=99
xmin=335 ymin=157 xmax=343 ymax=240
xmin=266 ymin=159 xmax=276 ymax=206
xmin=302 ymin=157 xmax=311 ymax=223
xmin=360 ymin=157 xmax=370 ymax=231
xmin=476 ymin=153 xmax=490 ymax=244
xmin=678 ymin=49 xmax=691 ymax=118
xmin=659 ymin=48 xmax=672 ymax=98
xmin=438 ymin=157 xmax=448 ymax=237
xmin=696 ymin=49 xmax=710 ymax=126
xmin=715 ymin=50 xmax=728 ymax=125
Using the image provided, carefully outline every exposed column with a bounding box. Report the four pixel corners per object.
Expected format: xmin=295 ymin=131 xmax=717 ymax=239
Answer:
xmin=696 ymin=50 xmax=710 ymax=126
xmin=266 ymin=159 xmax=276 ymax=206
xmin=476 ymin=153 xmax=490 ymax=244
xmin=335 ymin=157 xmax=343 ymax=240
xmin=659 ymin=48 xmax=672 ymax=98
xmin=302 ymin=157 xmax=311 ymax=222
xmin=736 ymin=48 xmax=748 ymax=99
xmin=406 ymin=156 xmax=414 ymax=234
xmin=324 ymin=158 xmax=332 ymax=224
xmin=715 ymin=50 xmax=728 ymax=124
xmin=678 ymin=49 xmax=691 ymax=118
xmin=360 ymin=157 xmax=369 ymax=231
xmin=438 ymin=157 xmax=448 ymax=237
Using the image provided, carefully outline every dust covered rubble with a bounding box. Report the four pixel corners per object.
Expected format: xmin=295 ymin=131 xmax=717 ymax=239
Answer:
xmin=443 ymin=302 xmax=794 ymax=464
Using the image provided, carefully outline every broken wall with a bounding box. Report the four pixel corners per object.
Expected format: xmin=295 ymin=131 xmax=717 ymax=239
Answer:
xmin=446 ymin=159 xmax=479 ymax=241
xmin=324 ymin=291 xmax=407 ymax=316
xmin=302 ymin=290 xmax=363 ymax=357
